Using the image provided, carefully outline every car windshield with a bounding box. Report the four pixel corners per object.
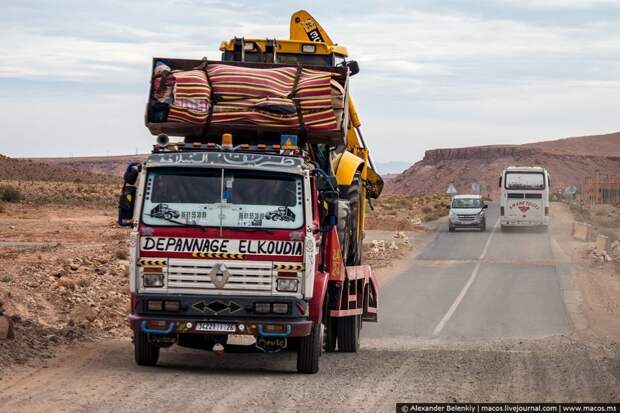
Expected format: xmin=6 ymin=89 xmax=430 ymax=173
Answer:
xmin=142 ymin=168 xmax=304 ymax=229
xmin=452 ymin=198 xmax=482 ymax=208
xmin=505 ymin=172 xmax=545 ymax=189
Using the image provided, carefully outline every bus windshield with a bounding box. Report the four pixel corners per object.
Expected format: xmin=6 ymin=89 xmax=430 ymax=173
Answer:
xmin=505 ymin=172 xmax=545 ymax=190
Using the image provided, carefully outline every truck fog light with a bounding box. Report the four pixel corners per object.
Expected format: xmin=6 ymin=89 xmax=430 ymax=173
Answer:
xmin=147 ymin=300 xmax=163 ymax=311
xmin=272 ymin=303 xmax=289 ymax=314
xmin=164 ymin=300 xmax=180 ymax=311
xmin=143 ymin=273 xmax=164 ymax=287
xmin=254 ymin=302 xmax=271 ymax=314
xmin=276 ymin=278 xmax=298 ymax=292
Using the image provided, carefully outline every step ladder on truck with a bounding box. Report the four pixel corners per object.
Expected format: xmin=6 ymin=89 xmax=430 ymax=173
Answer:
xmin=117 ymin=10 xmax=383 ymax=374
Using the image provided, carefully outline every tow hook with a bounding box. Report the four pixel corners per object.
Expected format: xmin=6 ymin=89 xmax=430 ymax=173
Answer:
xmin=212 ymin=342 xmax=225 ymax=355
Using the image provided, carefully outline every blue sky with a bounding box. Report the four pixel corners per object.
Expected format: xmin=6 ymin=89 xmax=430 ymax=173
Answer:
xmin=1 ymin=0 xmax=619 ymax=163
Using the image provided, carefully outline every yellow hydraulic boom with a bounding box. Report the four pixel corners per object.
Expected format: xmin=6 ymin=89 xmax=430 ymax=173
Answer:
xmin=289 ymin=10 xmax=384 ymax=199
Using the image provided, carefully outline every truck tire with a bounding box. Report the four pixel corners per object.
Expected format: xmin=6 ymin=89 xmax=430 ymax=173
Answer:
xmin=134 ymin=330 xmax=159 ymax=366
xmin=339 ymin=173 xmax=363 ymax=266
xmin=297 ymin=322 xmax=321 ymax=374
xmin=337 ymin=315 xmax=360 ymax=353
xmin=336 ymin=200 xmax=351 ymax=263
xmin=449 ymin=225 xmax=455 ymax=232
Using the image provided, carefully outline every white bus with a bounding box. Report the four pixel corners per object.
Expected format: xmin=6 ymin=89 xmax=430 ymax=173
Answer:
xmin=499 ymin=166 xmax=550 ymax=230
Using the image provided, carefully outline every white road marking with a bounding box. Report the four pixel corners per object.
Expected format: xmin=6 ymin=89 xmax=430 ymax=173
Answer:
xmin=432 ymin=218 xmax=500 ymax=336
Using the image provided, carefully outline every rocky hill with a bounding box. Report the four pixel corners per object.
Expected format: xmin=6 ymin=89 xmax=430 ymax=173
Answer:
xmin=386 ymin=132 xmax=620 ymax=198
xmin=28 ymin=154 xmax=147 ymax=178
xmin=0 ymin=155 xmax=117 ymax=184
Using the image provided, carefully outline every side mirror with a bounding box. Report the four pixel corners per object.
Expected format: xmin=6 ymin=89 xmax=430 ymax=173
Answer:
xmin=118 ymin=185 xmax=136 ymax=226
xmin=446 ymin=205 xmax=451 ymax=209
xmin=498 ymin=176 xmax=502 ymax=188
xmin=483 ymin=204 xmax=489 ymax=209
xmin=123 ymin=162 xmax=141 ymax=185
xmin=346 ymin=60 xmax=360 ymax=76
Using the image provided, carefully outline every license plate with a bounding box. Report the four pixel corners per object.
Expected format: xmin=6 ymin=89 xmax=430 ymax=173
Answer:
xmin=195 ymin=322 xmax=236 ymax=333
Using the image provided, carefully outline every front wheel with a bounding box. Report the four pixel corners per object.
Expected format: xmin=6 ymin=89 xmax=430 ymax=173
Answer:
xmin=134 ymin=330 xmax=160 ymax=366
xmin=449 ymin=225 xmax=455 ymax=232
xmin=297 ymin=323 xmax=321 ymax=374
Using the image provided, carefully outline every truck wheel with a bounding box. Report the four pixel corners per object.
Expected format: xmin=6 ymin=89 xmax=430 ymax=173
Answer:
xmin=449 ymin=225 xmax=455 ymax=232
xmin=336 ymin=200 xmax=351 ymax=263
xmin=339 ymin=173 xmax=363 ymax=266
xmin=297 ymin=322 xmax=321 ymax=374
xmin=337 ymin=315 xmax=360 ymax=353
xmin=134 ymin=330 xmax=160 ymax=366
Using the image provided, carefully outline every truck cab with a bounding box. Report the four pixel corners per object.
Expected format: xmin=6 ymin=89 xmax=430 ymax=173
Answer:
xmin=118 ymin=137 xmax=378 ymax=374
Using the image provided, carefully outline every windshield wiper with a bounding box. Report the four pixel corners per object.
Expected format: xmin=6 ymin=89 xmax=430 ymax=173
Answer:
xmin=145 ymin=214 xmax=210 ymax=230
xmin=236 ymin=227 xmax=276 ymax=234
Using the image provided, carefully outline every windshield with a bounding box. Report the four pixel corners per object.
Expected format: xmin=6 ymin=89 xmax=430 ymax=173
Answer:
xmin=142 ymin=168 xmax=304 ymax=229
xmin=452 ymin=198 xmax=483 ymax=209
xmin=505 ymin=172 xmax=545 ymax=190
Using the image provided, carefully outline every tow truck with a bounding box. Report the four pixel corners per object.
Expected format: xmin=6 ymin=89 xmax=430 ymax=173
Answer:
xmin=118 ymin=10 xmax=382 ymax=374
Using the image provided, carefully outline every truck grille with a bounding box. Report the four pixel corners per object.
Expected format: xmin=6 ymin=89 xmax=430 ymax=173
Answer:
xmin=166 ymin=259 xmax=273 ymax=294
xmin=457 ymin=214 xmax=477 ymax=221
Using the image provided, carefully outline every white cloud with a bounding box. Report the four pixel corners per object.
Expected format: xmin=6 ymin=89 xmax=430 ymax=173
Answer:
xmin=0 ymin=0 xmax=619 ymax=163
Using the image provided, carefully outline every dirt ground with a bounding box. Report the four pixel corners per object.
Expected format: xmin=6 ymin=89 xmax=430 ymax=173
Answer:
xmin=0 ymin=202 xmax=619 ymax=410
xmin=551 ymin=202 xmax=620 ymax=340
xmin=0 ymin=204 xmax=130 ymax=370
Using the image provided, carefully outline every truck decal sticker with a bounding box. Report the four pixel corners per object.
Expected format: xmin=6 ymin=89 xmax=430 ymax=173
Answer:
xmin=265 ymin=207 xmax=296 ymax=222
xmin=141 ymin=237 xmax=303 ymax=256
xmin=191 ymin=252 xmax=245 ymax=260
xmin=273 ymin=263 xmax=304 ymax=271
xmin=509 ymin=200 xmax=541 ymax=213
xmin=136 ymin=258 xmax=167 ymax=267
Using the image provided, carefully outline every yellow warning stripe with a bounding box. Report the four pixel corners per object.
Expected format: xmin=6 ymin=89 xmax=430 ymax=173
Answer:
xmin=191 ymin=252 xmax=245 ymax=260
xmin=137 ymin=259 xmax=167 ymax=267
xmin=273 ymin=264 xmax=304 ymax=271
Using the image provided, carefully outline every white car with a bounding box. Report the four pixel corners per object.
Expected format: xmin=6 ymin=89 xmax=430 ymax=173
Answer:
xmin=448 ymin=195 xmax=488 ymax=232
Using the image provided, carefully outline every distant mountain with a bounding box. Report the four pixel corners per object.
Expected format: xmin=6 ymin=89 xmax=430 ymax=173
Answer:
xmin=386 ymin=131 xmax=620 ymax=198
xmin=374 ymin=161 xmax=411 ymax=175
xmin=0 ymin=154 xmax=116 ymax=184
xmin=27 ymin=154 xmax=148 ymax=178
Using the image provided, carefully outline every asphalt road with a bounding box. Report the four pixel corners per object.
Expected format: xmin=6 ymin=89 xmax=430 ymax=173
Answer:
xmin=2 ymin=204 xmax=617 ymax=412
xmin=364 ymin=203 xmax=571 ymax=339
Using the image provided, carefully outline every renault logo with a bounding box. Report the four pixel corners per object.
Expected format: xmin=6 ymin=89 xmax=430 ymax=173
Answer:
xmin=209 ymin=263 xmax=231 ymax=288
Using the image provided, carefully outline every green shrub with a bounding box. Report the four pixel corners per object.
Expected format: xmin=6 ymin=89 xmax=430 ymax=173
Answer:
xmin=0 ymin=185 xmax=22 ymax=202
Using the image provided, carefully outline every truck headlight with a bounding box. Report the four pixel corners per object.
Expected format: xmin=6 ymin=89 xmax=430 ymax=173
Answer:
xmin=143 ymin=273 xmax=164 ymax=287
xmin=276 ymin=278 xmax=299 ymax=292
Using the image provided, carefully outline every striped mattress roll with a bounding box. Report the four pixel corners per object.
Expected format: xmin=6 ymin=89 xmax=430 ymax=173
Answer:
xmin=205 ymin=64 xmax=343 ymax=131
xmin=167 ymin=70 xmax=211 ymax=124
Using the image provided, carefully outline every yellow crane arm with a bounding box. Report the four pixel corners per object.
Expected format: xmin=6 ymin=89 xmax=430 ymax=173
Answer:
xmin=290 ymin=10 xmax=383 ymax=198
xmin=290 ymin=10 xmax=335 ymax=45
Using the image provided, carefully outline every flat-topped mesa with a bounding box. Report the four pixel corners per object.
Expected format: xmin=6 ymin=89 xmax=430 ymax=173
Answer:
xmin=423 ymin=146 xmax=540 ymax=162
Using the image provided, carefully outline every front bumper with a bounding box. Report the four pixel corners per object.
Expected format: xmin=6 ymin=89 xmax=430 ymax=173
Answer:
xmin=129 ymin=294 xmax=313 ymax=338
xmin=450 ymin=217 xmax=483 ymax=227
xmin=501 ymin=218 xmax=549 ymax=226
